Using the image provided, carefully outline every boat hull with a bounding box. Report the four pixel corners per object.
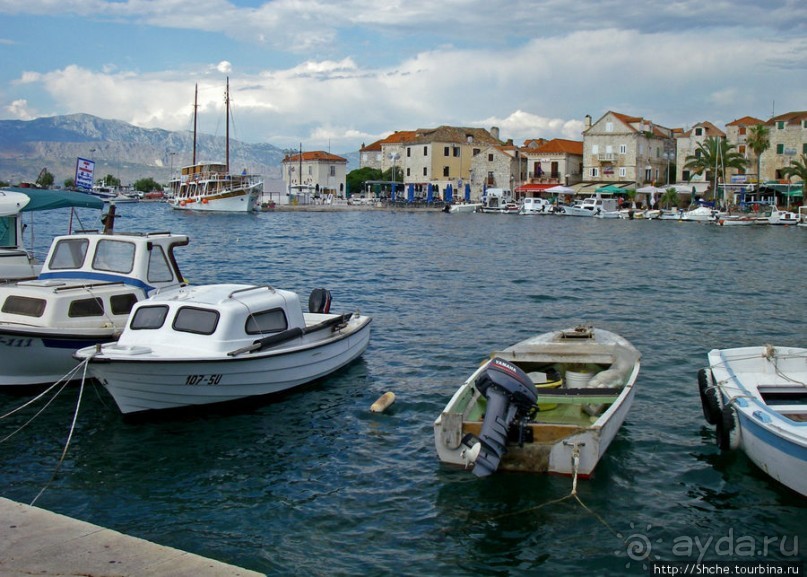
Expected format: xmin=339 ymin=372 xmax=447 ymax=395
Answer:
xmin=171 ymin=189 xmax=259 ymax=212
xmin=82 ymin=320 xmax=371 ymax=414
xmin=0 ymin=327 xmax=117 ymax=385
xmin=706 ymin=346 xmax=807 ymax=496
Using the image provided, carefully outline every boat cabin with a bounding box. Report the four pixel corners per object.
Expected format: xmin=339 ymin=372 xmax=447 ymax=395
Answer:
xmin=115 ymin=284 xmax=318 ymax=357
xmin=38 ymin=231 xmax=188 ymax=292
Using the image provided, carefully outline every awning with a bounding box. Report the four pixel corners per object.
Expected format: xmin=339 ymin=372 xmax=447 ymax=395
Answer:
xmin=758 ymin=182 xmax=803 ymax=197
xmin=514 ymin=183 xmax=560 ymax=193
xmin=2 ymin=187 xmax=104 ymax=211
xmin=595 ymin=184 xmax=628 ymax=193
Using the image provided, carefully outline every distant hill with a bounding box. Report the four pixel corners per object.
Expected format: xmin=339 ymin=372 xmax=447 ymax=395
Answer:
xmin=0 ymin=113 xmax=358 ymax=189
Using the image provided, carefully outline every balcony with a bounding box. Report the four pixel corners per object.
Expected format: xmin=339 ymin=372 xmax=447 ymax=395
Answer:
xmin=597 ymin=153 xmax=616 ymax=162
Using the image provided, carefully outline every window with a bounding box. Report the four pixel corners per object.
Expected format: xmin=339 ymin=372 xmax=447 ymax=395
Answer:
xmin=68 ymin=297 xmax=104 ymax=318
xmin=803 ymin=143 xmax=807 ymax=154
xmin=49 ymin=238 xmax=89 ymax=270
xmin=173 ymin=307 xmax=219 ymax=335
xmin=1 ymin=295 xmax=46 ymax=317
xmin=777 ymin=121 xmax=785 ymax=129
xmin=423 ymin=146 xmax=428 ymax=156
xmin=245 ymin=309 xmax=288 ymax=335
xmin=407 ymin=147 xmax=411 ymax=157
xmin=422 ymin=167 xmax=427 ymax=177
xmin=453 ymin=147 xmax=460 ymax=158
xmin=93 ymin=240 xmax=135 ymax=274
xmin=110 ymin=293 xmax=139 ymax=315
xmin=605 ymin=145 xmax=613 ymax=154
xmin=444 ymin=146 xmax=450 ymax=156
xmin=443 ymin=166 xmax=449 ymax=177
xmin=605 ymin=122 xmax=613 ymax=132
xmin=592 ymin=145 xmax=599 ymax=154
xmin=0 ymin=216 xmax=18 ymax=248
xmin=406 ymin=168 xmax=411 ymax=177
xmin=488 ymin=153 xmax=494 ymax=162
xmin=777 ymin=144 xmax=785 ymax=154
xmin=147 ymin=245 xmax=173 ymax=283
xmin=130 ymin=305 xmax=169 ymax=330
xmin=802 ymin=120 xmax=807 ymax=129
xmin=619 ymin=167 xmax=627 ymax=177
xmin=739 ymin=127 xmax=747 ymax=135
xmin=591 ymin=168 xmax=599 ymax=177
xmin=695 ymin=128 xmax=703 ymax=136
xmin=307 ymin=165 xmax=312 ymax=175
xmin=329 ymin=166 xmax=336 ymax=176
xmin=739 ymin=145 xmax=746 ymax=155
xmin=619 ymin=144 xmax=627 ymax=154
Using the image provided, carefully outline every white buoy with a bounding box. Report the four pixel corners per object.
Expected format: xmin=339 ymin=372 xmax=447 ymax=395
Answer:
xmin=370 ymin=391 xmax=395 ymax=413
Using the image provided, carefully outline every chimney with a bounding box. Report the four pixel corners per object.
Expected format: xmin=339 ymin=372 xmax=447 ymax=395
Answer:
xmin=584 ymin=115 xmax=592 ymax=130
xmin=491 ymin=126 xmax=500 ymax=141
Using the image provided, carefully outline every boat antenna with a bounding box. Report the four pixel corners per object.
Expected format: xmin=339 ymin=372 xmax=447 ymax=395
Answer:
xmin=226 ymin=77 xmax=230 ymax=175
xmin=192 ymin=83 xmax=198 ymax=165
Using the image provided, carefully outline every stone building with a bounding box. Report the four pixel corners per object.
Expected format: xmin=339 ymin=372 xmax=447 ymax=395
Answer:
xmin=517 ymin=138 xmax=584 ymax=197
xmin=675 ymin=121 xmax=725 ymax=187
xmin=582 ymin=111 xmax=676 ymax=188
xmin=281 ymin=150 xmax=347 ymax=204
xmin=763 ymin=111 xmax=807 ymax=181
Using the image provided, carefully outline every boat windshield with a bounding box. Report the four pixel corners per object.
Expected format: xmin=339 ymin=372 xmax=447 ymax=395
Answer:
xmin=49 ymin=238 xmax=90 ymax=270
xmin=0 ymin=216 xmax=18 ymax=248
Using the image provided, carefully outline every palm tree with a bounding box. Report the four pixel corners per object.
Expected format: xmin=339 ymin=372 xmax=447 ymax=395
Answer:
xmin=746 ymin=124 xmax=770 ymax=184
xmin=661 ymin=187 xmax=679 ymax=209
xmin=683 ymin=137 xmax=748 ymax=201
xmin=781 ymin=154 xmax=807 ymax=183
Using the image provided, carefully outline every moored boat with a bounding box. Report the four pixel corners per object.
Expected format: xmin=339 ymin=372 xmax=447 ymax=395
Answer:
xmin=0 ymin=231 xmax=188 ymax=386
xmin=434 ymin=325 xmax=641 ymax=477
xmin=518 ymin=197 xmax=553 ymax=215
xmin=169 ymin=79 xmax=261 ymax=213
xmin=74 ymin=285 xmax=372 ymax=414
xmin=698 ymin=346 xmax=807 ymax=496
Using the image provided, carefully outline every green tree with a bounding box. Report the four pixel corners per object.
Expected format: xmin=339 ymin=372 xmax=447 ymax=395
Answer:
xmin=64 ymin=178 xmax=75 ymax=189
xmin=36 ymin=169 xmax=55 ymax=188
xmin=781 ymin=154 xmax=807 ymax=182
xmin=133 ymin=177 xmax=162 ymax=193
xmin=746 ymin=124 xmax=770 ymax=183
xmin=661 ymin=187 xmax=680 ymax=209
xmin=683 ymin=137 xmax=747 ymax=200
xmin=99 ymin=174 xmax=121 ymax=187
xmin=346 ymin=167 xmax=382 ymax=198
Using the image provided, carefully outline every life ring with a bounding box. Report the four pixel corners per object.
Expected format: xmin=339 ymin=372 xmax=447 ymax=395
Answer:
xmin=715 ymin=404 xmax=740 ymax=451
xmin=697 ymin=368 xmax=722 ymax=425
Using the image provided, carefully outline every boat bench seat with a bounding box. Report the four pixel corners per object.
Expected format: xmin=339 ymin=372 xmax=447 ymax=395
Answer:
xmin=534 ymin=387 xmax=622 ymax=406
xmin=771 ymin=405 xmax=807 ymax=415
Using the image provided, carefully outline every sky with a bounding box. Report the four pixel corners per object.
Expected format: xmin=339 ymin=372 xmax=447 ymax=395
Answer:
xmin=0 ymin=0 xmax=805 ymax=154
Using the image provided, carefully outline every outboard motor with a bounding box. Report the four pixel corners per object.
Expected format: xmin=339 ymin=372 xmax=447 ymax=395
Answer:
xmin=465 ymin=357 xmax=537 ymax=477
xmin=309 ymin=288 xmax=332 ymax=313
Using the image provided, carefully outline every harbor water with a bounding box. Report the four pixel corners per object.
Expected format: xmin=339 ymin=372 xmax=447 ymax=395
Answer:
xmin=1 ymin=202 xmax=805 ymax=576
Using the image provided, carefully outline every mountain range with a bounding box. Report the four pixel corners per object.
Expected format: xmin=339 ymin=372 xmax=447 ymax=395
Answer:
xmin=0 ymin=113 xmax=359 ymax=191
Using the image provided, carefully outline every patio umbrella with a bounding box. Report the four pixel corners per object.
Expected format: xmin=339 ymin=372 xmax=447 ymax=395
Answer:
xmin=465 ymin=183 xmax=471 ymax=202
xmin=445 ymin=183 xmax=453 ymax=203
xmin=426 ymin=183 xmax=433 ymax=203
xmin=545 ymin=185 xmax=575 ymax=195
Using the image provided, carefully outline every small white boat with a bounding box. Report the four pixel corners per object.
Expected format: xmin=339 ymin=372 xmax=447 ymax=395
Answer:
xmin=479 ymin=188 xmax=518 ymax=214
xmin=518 ymin=197 xmax=553 ymax=215
xmin=713 ymin=215 xmax=755 ymax=226
xmin=682 ymin=205 xmax=724 ymax=222
xmin=698 ymin=346 xmax=807 ymax=496
xmin=75 ymin=285 xmax=372 ymax=414
xmin=765 ymin=207 xmax=800 ymax=225
xmin=798 ymin=206 xmax=807 ymax=228
xmin=447 ymin=202 xmax=482 ymax=214
xmin=434 ymin=325 xmax=641 ymax=477
xmin=0 ymin=231 xmax=189 ymax=386
xmin=561 ymin=196 xmax=619 ymax=217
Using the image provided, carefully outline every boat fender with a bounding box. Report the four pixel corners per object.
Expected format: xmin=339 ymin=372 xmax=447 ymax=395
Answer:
xmin=697 ymin=368 xmax=722 ymax=425
xmin=715 ymin=404 xmax=740 ymax=451
xmin=370 ymin=391 xmax=396 ymax=413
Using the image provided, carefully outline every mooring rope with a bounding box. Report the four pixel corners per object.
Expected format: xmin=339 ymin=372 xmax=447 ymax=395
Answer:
xmin=29 ymin=358 xmax=91 ymax=506
xmin=488 ymin=443 xmax=621 ymax=540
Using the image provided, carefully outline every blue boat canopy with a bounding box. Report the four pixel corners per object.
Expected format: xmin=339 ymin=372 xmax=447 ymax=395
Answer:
xmin=2 ymin=187 xmax=104 ymax=211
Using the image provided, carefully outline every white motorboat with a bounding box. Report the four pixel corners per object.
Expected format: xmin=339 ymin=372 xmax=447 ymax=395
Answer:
xmin=713 ymin=215 xmax=755 ymax=226
xmin=434 ymin=325 xmax=641 ymax=477
xmin=798 ymin=206 xmax=807 ymax=228
xmin=560 ymin=196 xmax=619 ymax=217
xmin=447 ymin=202 xmax=482 ymax=213
xmin=682 ymin=205 xmax=724 ymax=222
xmin=75 ymin=285 xmax=372 ymax=415
xmin=0 ymin=231 xmax=189 ymax=386
xmin=479 ymin=188 xmax=518 ymax=214
xmin=0 ymin=187 xmax=104 ymax=282
xmin=169 ymin=79 xmax=261 ymax=213
xmin=698 ymin=346 xmax=807 ymax=496
xmin=518 ymin=197 xmax=553 ymax=215
xmin=765 ymin=207 xmax=800 ymax=225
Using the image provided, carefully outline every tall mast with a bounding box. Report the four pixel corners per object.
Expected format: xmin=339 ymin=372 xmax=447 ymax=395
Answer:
xmin=192 ymin=83 xmax=198 ymax=165
xmin=225 ymin=77 xmax=230 ymax=174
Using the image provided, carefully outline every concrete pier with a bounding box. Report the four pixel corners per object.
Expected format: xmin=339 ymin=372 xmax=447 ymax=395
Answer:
xmin=0 ymin=497 xmax=264 ymax=576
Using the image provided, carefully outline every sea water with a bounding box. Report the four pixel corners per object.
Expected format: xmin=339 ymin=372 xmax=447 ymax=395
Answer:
xmin=1 ymin=203 xmax=805 ymax=576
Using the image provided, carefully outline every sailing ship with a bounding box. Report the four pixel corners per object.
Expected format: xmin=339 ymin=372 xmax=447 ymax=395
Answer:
xmin=169 ymin=78 xmax=262 ymax=212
